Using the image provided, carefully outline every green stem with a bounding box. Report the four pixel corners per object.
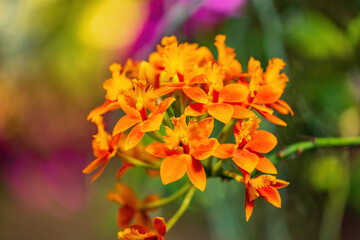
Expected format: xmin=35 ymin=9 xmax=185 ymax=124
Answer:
xmin=116 ymin=152 xmax=160 ymax=170
xmin=163 ymin=109 xmax=173 ymax=127
xmin=222 ymin=170 xmax=245 ymax=184
xmin=148 ymin=131 xmax=164 ymax=143
xmin=139 ymin=183 xmax=191 ymax=211
xmin=211 ymin=159 xmax=228 ymax=176
xmin=166 ymin=186 xmax=196 ymax=231
xmin=198 ymin=112 xmax=209 ymax=122
xmin=217 ymin=118 xmax=236 ymax=144
xmin=268 ymin=136 xmax=360 ymax=164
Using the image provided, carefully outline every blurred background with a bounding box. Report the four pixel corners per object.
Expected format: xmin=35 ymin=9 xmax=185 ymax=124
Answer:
xmin=0 ymin=0 xmax=360 ymax=239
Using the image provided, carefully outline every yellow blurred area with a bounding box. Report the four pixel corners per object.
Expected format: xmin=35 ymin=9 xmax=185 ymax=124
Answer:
xmin=78 ymin=0 xmax=148 ymax=50
xmin=338 ymin=107 xmax=360 ymax=137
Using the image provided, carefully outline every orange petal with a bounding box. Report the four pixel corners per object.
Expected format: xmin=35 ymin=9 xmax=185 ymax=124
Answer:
xmin=232 ymin=105 xmax=255 ymax=119
xmin=239 ymin=168 xmax=251 ymax=184
xmin=250 ymin=104 xmax=274 ymax=114
xmin=219 ymin=83 xmax=249 ymax=103
xmin=141 ymin=114 xmax=163 ymax=132
xmin=163 ymin=82 xmax=186 ymax=87
xmin=145 ymin=143 xmax=172 ymax=157
xmin=245 ymin=184 xmax=258 ymax=221
xmin=135 ymin=212 xmax=152 ymax=229
xmin=232 ymin=149 xmax=259 ymax=173
xmin=255 ymin=154 xmax=277 ymax=174
xmin=116 ymin=162 xmax=133 ymax=181
xmin=150 ymin=97 xmax=176 ymax=116
xmin=188 ymin=74 xmax=207 ymax=84
xmin=125 ymin=124 xmax=145 ymax=151
xmin=160 ymin=154 xmax=188 ymax=185
xmin=246 ymin=130 xmax=277 ymax=153
xmin=110 ymin=133 xmax=122 ymax=149
xmin=113 ymin=115 xmax=142 ymax=136
xmin=247 ymin=182 xmax=260 ymax=201
xmin=195 ymin=117 xmax=214 ymax=139
xmin=118 ymin=95 xmax=141 ymax=118
xmin=82 ymin=155 xmax=107 ymax=174
xmin=163 ymin=126 xmax=180 ymax=150
xmin=264 ymin=58 xmax=287 ymax=83
xmin=257 ymin=186 xmax=281 ymax=208
xmin=213 ymin=144 xmax=236 ymax=159
xmin=278 ymin=99 xmax=294 ymax=116
xmin=186 ymin=157 xmax=206 ymax=191
xmin=87 ymin=101 xmax=120 ymax=121
xmin=182 ymin=86 xmax=208 ymax=104
xmin=117 ymin=206 xmax=136 ymax=229
xmin=253 ymin=85 xmax=283 ymax=104
xmin=258 ymin=111 xmax=287 ymax=126
xmin=184 ymin=103 xmax=208 ymax=116
xmin=271 ymin=99 xmax=294 ymax=116
xmin=245 ymin=197 xmax=254 ymax=222
xmin=108 ymin=183 xmax=139 ymax=208
xmin=208 ymin=103 xmax=234 ymax=124
xmin=190 ymin=138 xmax=218 ymax=160
xmin=151 ymin=86 xmax=175 ymax=98
xmin=272 ymin=179 xmax=290 ymax=189
xmin=89 ymin=157 xmax=110 ymax=182
xmin=247 ymin=56 xmax=261 ymax=73
xmin=153 ymin=217 xmax=167 ymax=236
xmin=118 ymin=225 xmax=153 ymax=240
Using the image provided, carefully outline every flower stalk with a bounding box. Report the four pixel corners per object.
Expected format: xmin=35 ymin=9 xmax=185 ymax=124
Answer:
xmin=166 ymin=186 xmax=197 ymax=231
xmin=269 ymin=136 xmax=360 ymax=164
xmin=139 ymin=183 xmax=192 ymax=211
xmin=116 ymin=152 xmax=161 ymax=170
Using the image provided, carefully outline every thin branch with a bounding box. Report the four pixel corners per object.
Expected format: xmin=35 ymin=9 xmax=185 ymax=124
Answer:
xmin=166 ymin=186 xmax=197 ymax=231
xmin=268 ymin=136 xmax=360 ymax=164
xmin=139 ymin=183 xmax=191 ymax=211
xmin=116 ymin=152 xmax=161 ymax=170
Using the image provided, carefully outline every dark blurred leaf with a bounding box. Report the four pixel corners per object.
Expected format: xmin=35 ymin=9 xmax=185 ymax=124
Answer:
xmin=347 ymin=14 xmax=360 ymax=47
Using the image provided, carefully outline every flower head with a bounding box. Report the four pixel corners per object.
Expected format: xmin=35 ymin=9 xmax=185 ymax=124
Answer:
xmin=145 ymin=115 xmax=217 ymax=191
xmin=112 ymin=79 xmax=175 ymax=150
xmin=213 ymin=117 xmax=278 ymax=182
xmin=118 ymin=217 xmax=166 ymax=240
xmin=82 ymin=115 xmax=121 ymax=182
xmin=245 ymin=175 xmax=289 ymax=221
xmin=108 ymin=183 xmax=161 ymax=229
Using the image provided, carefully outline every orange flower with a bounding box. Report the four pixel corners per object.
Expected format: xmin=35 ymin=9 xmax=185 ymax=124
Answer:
xmin=245 ymin=175 xmax=289 ymax=221
xmin=243 ymin=57 xmax=293 ymax=126
xmin=149 ymin=35 xmax=214 ymax=98
xmin=82 ymin=115 xmax=121 ymax=182
xmin=184 ymin=63 xmax=250 ymax=124
xmin=213 ymin=117 xmax=278 ymax=182
xmin=87 ymin=61 xmax=135 ymax=122
xmin=214 ymin=34 xmax=242 ymax=78
xmin=118 ymin=217 xmax=166 ymax=240
xmin=145 ymin=115 xmax=217 ymax=191
xmin=108 ymin=183 xmax=161 ymax=229
xmin=104 ymin=61 xmax=134 ymax=101
xmin=112 ymin=80 xmax=175 ymax=150
xmin=151 ymin=35 xmax=213 ymax=80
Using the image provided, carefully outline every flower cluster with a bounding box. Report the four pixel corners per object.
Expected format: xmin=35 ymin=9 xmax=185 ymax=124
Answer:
xmin=84 ymin=35 xmax=291 ymax=239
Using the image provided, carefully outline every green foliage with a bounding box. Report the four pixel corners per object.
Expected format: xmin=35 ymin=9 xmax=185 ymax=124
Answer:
xmin=285 ymin=9 xmax=351 ymax=59
xmin=347 ymin=14 xmax=360 ymax=47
